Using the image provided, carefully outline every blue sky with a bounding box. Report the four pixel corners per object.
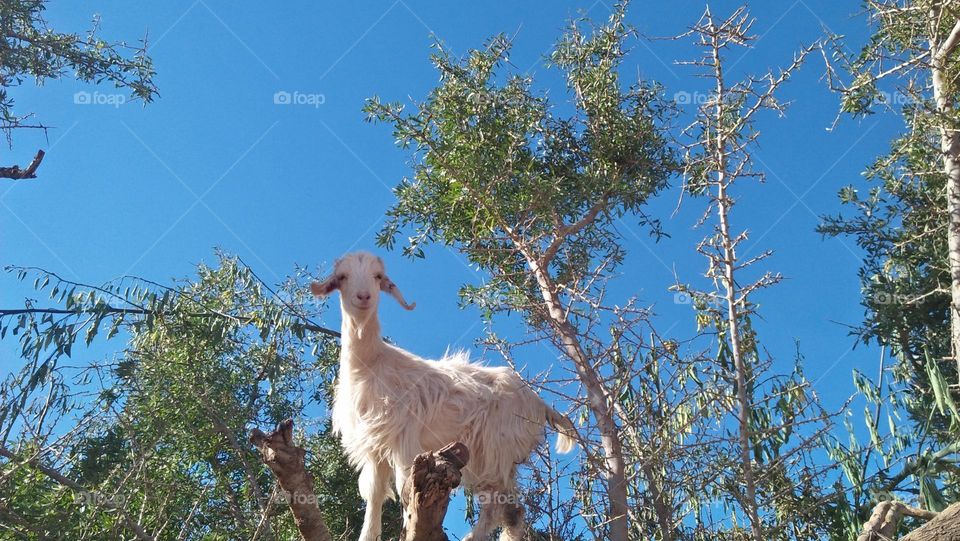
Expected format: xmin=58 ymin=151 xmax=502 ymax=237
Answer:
xmin=2 ymin=0 xmax=900 ymax=534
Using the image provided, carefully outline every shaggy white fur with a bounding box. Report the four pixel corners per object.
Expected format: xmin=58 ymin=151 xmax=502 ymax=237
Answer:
xmin=310 ymin=251 xmax=577 ymax=541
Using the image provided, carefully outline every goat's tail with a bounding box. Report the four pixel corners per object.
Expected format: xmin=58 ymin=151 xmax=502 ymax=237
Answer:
xmin=546 ymin=407 xmax=578 ymax=454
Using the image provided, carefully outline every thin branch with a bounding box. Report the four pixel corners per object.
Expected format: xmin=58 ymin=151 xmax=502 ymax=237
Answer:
xmin=0 ymin=306 xmax=341 ymax=338
xmin=542 ymin=194 xmax=610 ymax=267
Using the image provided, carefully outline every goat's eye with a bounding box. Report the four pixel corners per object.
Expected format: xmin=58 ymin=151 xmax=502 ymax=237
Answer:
xmin=375 ymin=273 xmax=383 ymax=280
xmin=337 ymin=274 xmax=346 ymax=281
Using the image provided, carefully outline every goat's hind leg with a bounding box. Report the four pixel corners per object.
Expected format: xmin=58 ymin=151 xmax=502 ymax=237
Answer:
xmin=499 ymin=500 xmax=526 ymax=541
xmin=463 ymin=500 xmax=501 ymax=541
xmin=358 ymin=460 xmax=392 ymax=541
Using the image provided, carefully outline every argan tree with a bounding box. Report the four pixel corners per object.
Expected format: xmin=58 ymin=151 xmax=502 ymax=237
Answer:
xmin=673 ymin=7 xmax=833 ymax=541
xmin=364 ymin=4 xmax=703 ymax=539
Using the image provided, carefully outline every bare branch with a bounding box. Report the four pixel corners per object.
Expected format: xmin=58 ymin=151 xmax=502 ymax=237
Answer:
xmin=542 ymin=194 xmax=610 ymax=266
xmin=0 ymin=150 xmax=45 ymax=180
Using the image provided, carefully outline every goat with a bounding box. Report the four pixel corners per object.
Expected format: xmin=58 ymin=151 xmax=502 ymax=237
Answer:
xmin=310 ymin=251 xmax=577 ymax=541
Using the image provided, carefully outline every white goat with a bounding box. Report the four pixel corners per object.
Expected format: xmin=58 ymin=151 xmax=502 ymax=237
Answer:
xmin=310 ymin=251 xmax=577 ymax=541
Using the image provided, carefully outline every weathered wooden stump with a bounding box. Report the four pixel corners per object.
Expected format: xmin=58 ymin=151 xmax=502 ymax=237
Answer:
xmin=249 ymin=419 xmax=332 ymax=541
xmin=400 ymin=442 xmax=471 ymax=541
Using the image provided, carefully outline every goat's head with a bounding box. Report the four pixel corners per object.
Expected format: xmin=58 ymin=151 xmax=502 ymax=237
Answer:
xmin=310 ymin=251 xmax=416 ymax=320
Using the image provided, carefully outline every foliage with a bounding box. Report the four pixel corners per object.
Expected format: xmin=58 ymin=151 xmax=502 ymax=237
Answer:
xmin=818 ymin=0 xmax=960 ymax=537
xmin=369 ymin=11 xmax=674 ymax=272
xmin=0 ymin=0 xmax=157 ymax=140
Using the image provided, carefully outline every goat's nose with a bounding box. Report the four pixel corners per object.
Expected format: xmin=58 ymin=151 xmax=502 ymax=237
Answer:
xmin=356 ymin=291 xmax=372 ymax=301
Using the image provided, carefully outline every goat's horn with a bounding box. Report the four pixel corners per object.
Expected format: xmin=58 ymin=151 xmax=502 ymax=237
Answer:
xmin=382 ymin=278 xmax=416 ymax=311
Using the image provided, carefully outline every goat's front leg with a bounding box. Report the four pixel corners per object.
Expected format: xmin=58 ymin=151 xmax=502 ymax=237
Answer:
xmin=394 ymin=463 xmax=413 ymax=513
xmin=357 ymin=460 xmax=392 ymax=541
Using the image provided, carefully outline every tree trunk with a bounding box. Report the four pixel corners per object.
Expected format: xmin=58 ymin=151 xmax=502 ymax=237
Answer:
xmin=717 ymin=178 xmax=761 ymax=540
xmin=525 ymin=256 xmax=630 ymax=541
xmin=400 ymin=442 xmax=470 ymax=541
xmin=712 ymin=41 xmax=761 ymax=541
xmin=934 ymin=69 xmax=960 ymax=381
xmin=902 ymin=502 xmax=960 ymax=541
xmin=931 ymin=12 xmax=960 ymax=383
xmin=249 ymin=420 xmax=332 ymax=541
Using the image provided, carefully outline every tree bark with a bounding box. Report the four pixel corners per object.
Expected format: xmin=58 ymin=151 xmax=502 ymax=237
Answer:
xmin=400 ymin=442 xmax=470 ymax=541
xmin=931 ymin=8 xmax=960 ymax=383
xmin=251 ymin=421 xmax=469 ymax=541
xmin=857 ymin=501 xmax=936 ymax=541
xmin=249 ymin=419 xmax=332 ymax=541
xmin=858 ymin=500 xmax=960 ymax=541
xmin=902 ymin=502 xmax=960 ymax=541
xmin=0 ymin=149 xmax=44 ymax=179
xmin=525 ymin=256 xmax=630 ymax=541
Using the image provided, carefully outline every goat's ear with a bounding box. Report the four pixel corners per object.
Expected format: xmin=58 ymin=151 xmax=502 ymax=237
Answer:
xmin=310 ymin=276 xmax=339 ymax=298
xmin=380 ymin=275 xmax=416 ymax=311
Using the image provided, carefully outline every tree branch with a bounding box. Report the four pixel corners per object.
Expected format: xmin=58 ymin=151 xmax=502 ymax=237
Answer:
xmin=0 ymin=306 xmax=341 ymax=338
xmin=936 ymin=19 xmax=960 ymax=64
xmin=902 ymin=501 xmax=960 ymax=541
xmin=542 ymin=194 xmax=610 ymax=267
xmin=400 ymin=442 xmax=470 ymax=541
xmin=857 ymin=500 xmax=960 ymax=541
xmin=0 ymin=150 xmax=45 ymax=180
